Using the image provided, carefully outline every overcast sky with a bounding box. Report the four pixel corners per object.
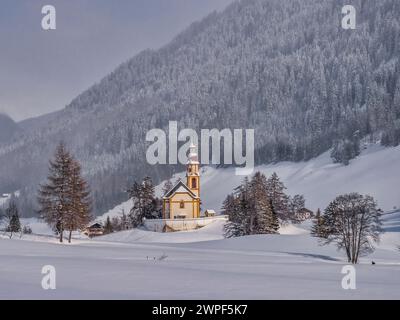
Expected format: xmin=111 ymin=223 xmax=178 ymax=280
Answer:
xmin=0 ymin=0 xmax=233 ymax=121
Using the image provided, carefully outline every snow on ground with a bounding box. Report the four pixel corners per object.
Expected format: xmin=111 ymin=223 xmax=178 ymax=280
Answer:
xmin=1 ymin=145 xmax=400 ymax=299
xmin=200 ymin=143 xmax=400 ymax=213
xmin=1 ymin=210 xmax=398 ymax=299
xmin=97 ymin=199 xmax=132 ymax=223
xmin=99 ymin=219 xmax=226 ymax=243
xmin=99 ymin=144 xmax=400 ymax=225
xmin=19 ymin=218 xmax=54 ymax=235
xmin=0 ymin=215 xmax=399 ymax=299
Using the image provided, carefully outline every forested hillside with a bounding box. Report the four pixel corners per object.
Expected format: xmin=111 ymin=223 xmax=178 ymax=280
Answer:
xmin=0 ymin=114 xmax=19 ymax=145
xmin=1 ymin=0 xmax=400 ymax=216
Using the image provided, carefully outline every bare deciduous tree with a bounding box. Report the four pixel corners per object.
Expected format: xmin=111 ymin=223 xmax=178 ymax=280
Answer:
xmin=321 ymin=193 xmax=382 ymax=264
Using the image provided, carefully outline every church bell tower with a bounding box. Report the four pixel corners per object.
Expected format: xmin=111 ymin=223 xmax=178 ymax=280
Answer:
xmin=186 ymin=143 xmax=200 ymax=198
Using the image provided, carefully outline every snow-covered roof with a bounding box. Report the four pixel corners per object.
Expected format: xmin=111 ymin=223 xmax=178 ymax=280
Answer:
xmin=87 ymin=223 xmax=103 ymax=229
xmin=163 ymin=180 xmax=198 ymax=199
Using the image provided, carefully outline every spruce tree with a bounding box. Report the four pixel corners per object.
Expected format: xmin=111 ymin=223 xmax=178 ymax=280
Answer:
xmin=0 ymin=208 xmax=4 ymax=227
xmin=289 ymin=194 xmax=306 ymax=223
xmin=128 ymin=177 xmax=159 ymax=227
xmin=162 ymin=179 xmax=174 ymax=195
xmin=237 ymin=177 xmax=252 ymax=235
xmin=266 ymin=172 xmax=290 ymax=221
xmin=103 ymin=216 xmax=114 ymax=234
xmin=37 ymin=143 xmax=92 ymax=243
xmin=9 ymin=213 xmax=21 ymax=234
xmin=223 ymin=193 xmax=246 ymax=238
xmin=128 ymin=182 xmax=143 ymax=227
xmin=37 ymin=143 xmax=73 ymax=242
xmin=268 ymin=199 xmax=280 ymax=234
xmin=311 ymin=208 xmax=326 ymax=238
xmin=119 ymin=209 xmax=130 ymax=230
xmin=64 ymin=159 xmax=92 ymax=243
xmin=250 ymin=172 xmax=279 ymax=234
xmin=5 ymin=201 xmax=21 ymax=238
xmin=224 ymin=173 xmax=280 ymax=237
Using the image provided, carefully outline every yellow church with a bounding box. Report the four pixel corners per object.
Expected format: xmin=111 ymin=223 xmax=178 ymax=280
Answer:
xmin=162 ymin=144 xmax=201 ymax=219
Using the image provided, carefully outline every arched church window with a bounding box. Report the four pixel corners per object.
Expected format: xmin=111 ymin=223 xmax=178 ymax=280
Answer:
xmin=191 ymin=178 xmax=197 ymax=189
xmin=180 ymin=200 xmax=185 ymax=209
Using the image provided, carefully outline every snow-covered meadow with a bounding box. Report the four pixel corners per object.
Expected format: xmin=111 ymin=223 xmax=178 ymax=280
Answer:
xmin=1 ymin=210 xmax=399 ymax=300
xmin=1 ymin=144 xmax=400 ymax=299
xmin=0 ymin=213 xmax=400 ymax=299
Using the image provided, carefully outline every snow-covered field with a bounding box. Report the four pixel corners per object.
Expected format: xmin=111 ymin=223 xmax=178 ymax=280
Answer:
xmin=0 ymin=210 xmax=399 ymax=299
xmin=1 ymin=144 xmax=399 ymax=299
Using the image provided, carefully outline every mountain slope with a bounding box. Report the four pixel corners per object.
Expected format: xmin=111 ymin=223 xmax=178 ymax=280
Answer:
xmin=199 ymin=144 xmax=400 ymax=213
xmin=0 ymin=114 xmax=19 ymax=145
xmin=1 ymin=0 xmax=400 ymax=216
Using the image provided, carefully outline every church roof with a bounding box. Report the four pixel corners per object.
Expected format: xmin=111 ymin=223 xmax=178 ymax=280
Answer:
xmin=163 ymin=180 xmax=198 ymax=199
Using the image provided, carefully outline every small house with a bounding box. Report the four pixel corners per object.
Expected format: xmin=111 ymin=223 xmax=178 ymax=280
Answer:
xmin=84 ymin=223 xmax=104 ymax=238
xmin=296 ymin=208 xmax=314 ymax=221
xmin=204 ymin=209 xmax=216 ymax=217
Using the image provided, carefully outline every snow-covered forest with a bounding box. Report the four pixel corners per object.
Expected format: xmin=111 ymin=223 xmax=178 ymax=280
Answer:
xmin=1 ymin=0 xmax=400 ymax=216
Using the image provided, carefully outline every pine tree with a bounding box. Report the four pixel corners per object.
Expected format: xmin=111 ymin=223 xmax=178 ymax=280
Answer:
xmin=162 ymin=179 xmax=173 ymax=195
xmin=289 ymin=194 xmax=306 ymax=223
xmin=0 ymin=208 xmax=4 ymax=226
xmin=128 ymin=177 xmax=159 ymax=227
xmin=223 ymin=193 xmax=246 ymax=238
xmin=37 ymin=143 xmax=92 ymax=243
xmin=237 ymin=177 xmax=252 ymax=235
xmin=5 ymin=201 xmax=21 ymax=238
xmin=224 ymin=173 xmax=280 ymax=237
xmin=268 ymin=199 xmax=280 ymax=234
xmin=223 ymin=194 xmax=237 ymax=237
xmin=310 ymin=208 xmax=326 ymax=238
xmin=103 ymin=216 xmax=113 ymax=234
xmin=9 ymin=213 xmax=21 ymax=234
xmin=128 ymin=182 xmax=143 ymax=228
xmin=250 ymin=172 xmax=279 ymax=234
xmin=37 ymin=143 xmax=73 ymax=242
xmin=119 ymin=209 xmax=130 ymax=230
xmin=266 ymin=172 xmax=289 ymax=221
xmin=64 ymin=159 xmax=92 ymax=243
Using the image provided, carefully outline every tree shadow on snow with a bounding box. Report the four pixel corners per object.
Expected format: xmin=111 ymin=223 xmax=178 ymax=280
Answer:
xmin=282 ymin=252 xmax=340 ymax=262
